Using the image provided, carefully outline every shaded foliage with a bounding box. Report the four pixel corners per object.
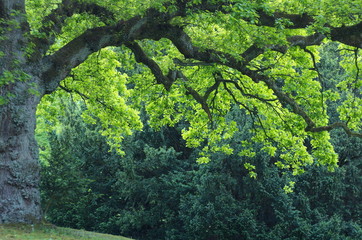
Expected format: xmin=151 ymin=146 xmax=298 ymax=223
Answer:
xmin=39 ymin=96 xmax=362 ymax=239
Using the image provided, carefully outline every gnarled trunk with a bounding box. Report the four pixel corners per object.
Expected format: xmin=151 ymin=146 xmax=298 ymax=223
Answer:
xmin=0 ymin=83 xmax=42 ymax=223
xmin=0 ymin=0 xmax=42 ymax=223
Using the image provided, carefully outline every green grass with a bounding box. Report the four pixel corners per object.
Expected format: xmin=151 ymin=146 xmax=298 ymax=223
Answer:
xmin=0 ymin=224 xmax=134 ymax=240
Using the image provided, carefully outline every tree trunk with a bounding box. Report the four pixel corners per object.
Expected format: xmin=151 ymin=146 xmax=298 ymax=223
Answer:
xmin=0 ymin=0 xmax=42 ymax=223
xmin=0 ymin=83 xmax=42 ymax=223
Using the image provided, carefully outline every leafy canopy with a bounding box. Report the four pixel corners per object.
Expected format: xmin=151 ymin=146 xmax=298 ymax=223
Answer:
xmin=29 ymin=0 xmax=362 ymax=174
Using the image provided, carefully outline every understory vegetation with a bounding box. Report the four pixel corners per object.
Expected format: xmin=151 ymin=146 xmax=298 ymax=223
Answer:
xmin=37 ymin=44 xmax=362 ymax=239
xmin=38 ymin=99 xmax=362 ymax=240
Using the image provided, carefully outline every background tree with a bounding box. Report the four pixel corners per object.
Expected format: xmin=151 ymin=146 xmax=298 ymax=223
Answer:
xmin=38 ymin=94 xmax=362 ymax=239
xmin=1 ymin=0 xmax=362 ymax=223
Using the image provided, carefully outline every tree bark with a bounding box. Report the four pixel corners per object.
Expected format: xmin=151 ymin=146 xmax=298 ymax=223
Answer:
xmin=0 ymin=87 xmax=42 ymax=223
xmin=0 ymin=0 xmax=42 ymax=223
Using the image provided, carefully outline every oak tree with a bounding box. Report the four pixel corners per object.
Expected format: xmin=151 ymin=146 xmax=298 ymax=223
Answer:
xmin=0 ymin=0 xmax=361 ymax=223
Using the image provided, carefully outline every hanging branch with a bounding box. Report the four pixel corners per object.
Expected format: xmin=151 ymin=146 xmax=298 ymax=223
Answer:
xmin=59 ymin=84 xmax=114 ymax=111
xmin=148 ymin=23 xmax=362 ymax=137
xmin=125 ymin=41 xmax=217 ymax=121
xmin=125 ymin=41 xmax=175 ymax=90
xmin=303 ymin=47 xmax=326 ymax=114
xmin=37 ymin=4 xmax=362 ymax=137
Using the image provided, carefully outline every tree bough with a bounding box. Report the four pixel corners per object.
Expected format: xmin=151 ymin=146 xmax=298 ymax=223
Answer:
xmin=1 ymin=0 xmax=362 ymax=223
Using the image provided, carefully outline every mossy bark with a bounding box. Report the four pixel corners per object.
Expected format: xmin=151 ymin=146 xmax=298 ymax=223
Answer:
xmin=0 ymin=0 xmax=42 ymax=223
xmin=0 ymin=83 xmax=42 ymax=223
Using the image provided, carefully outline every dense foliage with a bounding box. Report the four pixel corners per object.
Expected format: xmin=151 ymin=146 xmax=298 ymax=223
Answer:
xmin=38 ymin=44 xmax=362 ymax=239
xmin=38 ymin=96 xmax=362 ymax=239
xmin=1 ymin=0 xmax=362 ymax=225
xmin=25 ymin=0 xmax=362 ymax=173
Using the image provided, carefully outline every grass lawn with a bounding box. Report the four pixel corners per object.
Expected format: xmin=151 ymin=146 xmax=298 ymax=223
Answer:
xmin=0 ymin=224 xmax=133 ymax=240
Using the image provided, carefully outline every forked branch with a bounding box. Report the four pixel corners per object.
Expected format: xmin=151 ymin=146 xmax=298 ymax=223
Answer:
xmin=32 ymin=0 xmax=116 ymax=59
xmin=156 ymin=23 xmax=362 ymax=138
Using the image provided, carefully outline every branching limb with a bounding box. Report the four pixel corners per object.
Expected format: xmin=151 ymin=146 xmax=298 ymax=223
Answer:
xmin=331 ymin=22 xmax=362 ymax=49
xmin=257 ymin=11 xmax=314 ymax=29
xmin=222 ymin=81 xmax=256 ymax=115
xmin=124 ymin=41 xmax=174 ymax=90
xmin=31 ymin=0 xmax=116 ymax=60
xmin=309 ymin=122 xmax=362 ymax=137
xmin=125 ymin=40 xmax=215 ymax=120
xmin=153 ymin=22 xmax=362 ymax=138
xmin=36 ymin=5 xmax=362 ymax=138
xmin=353 ymin=48 xmax=360 ymax=88
xmin=171 ymin=1 xmax=314 ymax=29
xmin=303 ymin=47 xmax=325 ymax=114
xmin=169 ymin=1 xmax=362 ymax=48
xmin=173 ymin=58 xmax=214 ymax=67
xmin=219 ymin=78 xmax=278 ymax=103
xmin=184 ymin=85 xmax=213 ymax=121
xmin=59 ymin=83 xmax=113 ymax=110
xmin=287 ymin=33 xmax=326 ymax=48
xmin=40 ymin=25 xmax=118 ymax=94
xmin=39 ymin=14 xmax=146 ymax=94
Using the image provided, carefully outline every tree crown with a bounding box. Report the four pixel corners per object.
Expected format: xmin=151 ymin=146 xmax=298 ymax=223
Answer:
xmin=2 ymin=0 xmax=362 ymax=174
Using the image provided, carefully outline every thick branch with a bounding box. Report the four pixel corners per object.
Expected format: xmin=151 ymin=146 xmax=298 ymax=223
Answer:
xmin=309 ymin=122 xmax=362 ymax=138
xmin=257 ymin=11 xmax=314 ymax=28
xmin=125 ymin=40 xmax=215 ymax=120
xmin=35 ymin=5 xmax=362 ymax=138
xmin=139 ymin=22 xmax=362 ymax=138
xmin=173 ymin=58 xmax=214 ymax=67
xmin=125 ymin=41 xmax=174 ymax=90
xmin=256 ymin=10 xmax=362 ymax=48
xmin=134 ymin=21 xmax=326 ymax=71
xmin=39 ymin=15 xmax=144 ymax=94
xmin=173 ymin=2 xmax=362 ymax=47
xmin=169 ymin=0 xmax=232 ymax=17
xmin=31 ymin=0 xmax=116 ymax=60
xmin=184 ymin=85 xmax=213 ymax=121
xmin=331 ymin=22 xmax=362 ymax=48
xmin=173 ymin=1 xmax=314 ymax=29
xmin=40 ymin=27 xmax=114 ymax=93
